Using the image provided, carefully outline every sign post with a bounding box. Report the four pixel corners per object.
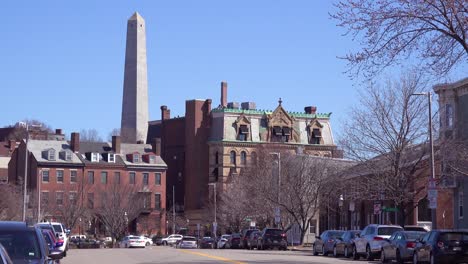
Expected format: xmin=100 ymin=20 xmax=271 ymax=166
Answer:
xmin=428 ymin=179 xmax=438 ymax=209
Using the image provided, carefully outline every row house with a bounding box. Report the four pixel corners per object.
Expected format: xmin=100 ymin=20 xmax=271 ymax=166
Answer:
xmin=8 ymin=132 xmax=167 ymax=236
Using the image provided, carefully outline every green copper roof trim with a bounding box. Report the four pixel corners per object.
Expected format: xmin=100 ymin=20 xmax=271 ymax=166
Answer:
xmin=211 ymin=108 xmax=332 ymax=118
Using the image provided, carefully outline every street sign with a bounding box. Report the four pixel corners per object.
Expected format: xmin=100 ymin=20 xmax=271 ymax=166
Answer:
xmin=373 ymin=202 xmax=382 ymax=215
xmin=382 ymin=207 xmax=399 ymax=212
xmin=274 ymin=207 xmax=281 ymax=224
xmin=428 ymin=189 xmax=438 ymax=209
xmin=250 ymin=221 xmax=256 ymax=227
xmin=428 ymin=178 xmax=436 ymax=189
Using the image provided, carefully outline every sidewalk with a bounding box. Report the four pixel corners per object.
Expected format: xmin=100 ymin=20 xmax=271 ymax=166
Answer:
xmin=288 ymin=245 xmax=311 ymax=252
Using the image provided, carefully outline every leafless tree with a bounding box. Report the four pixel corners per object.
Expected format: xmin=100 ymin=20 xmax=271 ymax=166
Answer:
xmin=107 ymin=128 xmax=120 ymax=141
xmin=6 ymin=119 xmax=53 ymax=141
xmin=80 ymin=129 xmax=103 ymax=142
xmin=0 ymin=183 xmax=22 ymax=221
xmin=331 ymin=0 xmax=468 ymax=79
xmin=339 ymin=72 xmax=432 ymax=225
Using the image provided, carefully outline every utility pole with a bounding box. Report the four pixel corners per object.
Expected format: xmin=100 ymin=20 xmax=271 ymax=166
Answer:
xmin=172 ymin=185 xmax=176 ymax=234
xmin=208 ymin=183 xmax=217 ymax=240
xmin=270 ymin=152 xmax=281 ymax=228
xmin=22 ymin=127 xmax=29 ymax=222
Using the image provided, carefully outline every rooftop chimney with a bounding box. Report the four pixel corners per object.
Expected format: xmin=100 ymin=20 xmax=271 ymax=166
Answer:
xmin=305 ymin=106 xmax=317 ymax=115
xmin=221 ymin=81 xmax=228 ymax=108
xmin=55 ymin=129 xmax=62 ymax=135
xmin=112 ymin=135 xmax=121 ymax=154
xmin=70 ymin=132 xmax=80 ymax=152
xmin=241 ymin=102 xmax=256 ymax=110
xmin=152 ymin=138 xmax=161 ymax=156
xmin=8 ymin=140 xmax=15 ymax=152
xmin=161 ymin=105 xmax=171 ymax=121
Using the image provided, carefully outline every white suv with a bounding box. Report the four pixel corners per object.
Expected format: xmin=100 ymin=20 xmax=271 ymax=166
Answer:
xmin=39 ymin=222 xmax=69 ymax=253
xmin=161 ymin=234 xmax=183 ymax=245
xmin=353 ymin=224 xmax=403 ymax=261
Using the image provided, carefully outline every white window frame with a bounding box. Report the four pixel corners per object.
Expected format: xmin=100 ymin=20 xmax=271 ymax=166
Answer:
xmin=48 ymin=150 xmax=56 ymax=161
xmin=459 ymin=191 xmax=464 ymax=219
xmin=56 ymin=191 xmax=64 ymax=206
xmin=65 ymin=151 xmax=72 ymax=161
xmin=149 ymin=155 xmax=156 ymax=164
xmin=91 ymin=153 xmax=99 ymax=162
xmin=56 ymin=170 xmax=64 ymax=183
xmin=42 ymin=170 xmax=50 ymax=183
xmin=133 ymin=154 xmax=140 ymax=163
xmin=108 ymin=153 xmax=115 ymax=163
xmin=70 ymin=170 xmax=77 ymax=183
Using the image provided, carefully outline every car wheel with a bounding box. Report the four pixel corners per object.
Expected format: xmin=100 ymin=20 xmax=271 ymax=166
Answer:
xmin=146 ymin=242 xmax=150 ymax=246
xmin=413 ymin=252 xmax=419 ymax=264
xmin=352 ymin=245 xmax=359 ymax=260
xmin=365 ymin=245 xmax=373 ymax=261
xmin=163 ymin=241 xmax=167 ymax=246
xmin=430 ymin=253 xmax=435 ymax=264
xmin=381 ymin=249 xmax=387 ymax=263
xmin=396 ymin=249 xmax=404 ymax=264
xmin=333 ymin=246 xmax=338 ymax=257
xmin=322 ymin=245 xmax=327 ymax=256
xmin=313 ymin=244 xmax=318 ymax=256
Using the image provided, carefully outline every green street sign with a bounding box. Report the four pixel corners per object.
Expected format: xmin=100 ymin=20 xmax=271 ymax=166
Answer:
xmin=383 ymin=207 xmax=399 ymax=212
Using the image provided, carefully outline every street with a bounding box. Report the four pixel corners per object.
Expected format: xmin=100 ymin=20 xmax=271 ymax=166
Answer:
xmin=62 ymin=247 xmax=378 ymax=264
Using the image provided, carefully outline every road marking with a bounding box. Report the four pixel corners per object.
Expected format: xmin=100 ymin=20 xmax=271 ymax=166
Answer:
xmin=179 ymin=250 xmax=247 ymax=264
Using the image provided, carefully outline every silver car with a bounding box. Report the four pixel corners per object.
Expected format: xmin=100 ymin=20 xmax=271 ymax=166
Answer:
xmin=353 ymin=224 xmax=403 ymax=261
xmin=380 ymin=230 xmax=426 ymax=263
xmin=177 ymin=236 xmax=198 ymax=249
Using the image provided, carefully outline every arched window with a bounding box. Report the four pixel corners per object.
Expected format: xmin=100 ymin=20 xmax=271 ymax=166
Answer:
xmin=418 ymin=198 xmax=431 ymax=222
xmin=230 ymin=151 xmax=236 ymax=165
xmin=215 ymin=151 xmax=219 ymax=164
xmin=251 ymin=152 xmax=257 ymax=165
xmin=240 ymin=151 xmax=247 ymax=165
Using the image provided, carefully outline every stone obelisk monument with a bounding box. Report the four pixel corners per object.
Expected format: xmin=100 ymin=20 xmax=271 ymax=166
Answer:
xmin=121 ymin=12 xmax=149 ymax=143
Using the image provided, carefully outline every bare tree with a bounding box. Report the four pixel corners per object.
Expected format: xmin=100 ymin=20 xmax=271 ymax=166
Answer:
xmin=339 ymin=72 xmax=432 ymax=225
xmin=6 ymin=119 xmax=53 ymax=141
xmin=107 ymin=128 xmax=120 ymax=142
xmin=331 ymin=0 xmax=468 ymax=78
xmin=0 ymin=183 xmax=22 ymax=221
xmin=80 ymin=129 xmax=103 ymax=142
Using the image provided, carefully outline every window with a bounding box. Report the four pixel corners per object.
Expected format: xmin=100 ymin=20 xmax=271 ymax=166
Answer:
xmin=70 ymin=170 xmax=77 ymax=183
xmin=56 ymin=192 xmax=63 ymax=206
xmin=91 ymin=153 xmax=99 ymax=162
xmin=66 ymin=151 xmax=72 ymax=161
xmin=69 ymin=192 xmax=77 ymax=204
xmin=114 ymin=172 xmax=121 ymax=184
xmin=88 ymin=171 xmax=94 ymax=184
xmin=47 ymin=149 xmax=56 ymax=161
xmin=108 ymin=153 xmax=115 ymax=163
xmin=41 ymin=191 xmax=49 ymax=206
xmin=149 ymin=155 xmax=156 ymax=164
xmin=446 ymin=104 xmax=454 ymax=129
xmin=418 ymin=198 xmax=431 ymax=221
xmin=155 ymin=173 xmax=161 ymax=185
xmin=272 ymin=126 xmax=290 ymax=142
xmin=460 ymin=191 xmax=464 ymax=219
xmin=133 ymin=154 xmax=140 ymax=163
xmin=215 ymin=152 xmax=219 ymax=164
xmin=56 ymin=170 xmax=64 ymax=183
xmin=101 ymin=171 xmax=108 ymax=184
xmin=42 ymin=170 xmax=50 ymax=182
xmin=87 ymin=193 xmax=94 ymax=209
xmin=238 ymin=125 xmax=249 ymax=141
xmin=155 ymin=193 xmax=161 ymax=210
xmin=230 ymin=151 xmax=236 ymax=165
xmin=309 ymin=219 xmax=317 ymax=234
xmin=129 ymin=172 xmax=136 ymax=184
xmin=143 ymin=173 xmax=149 ymax=185
xmin=240 ymin=151 xmax=247 ymax=165
xmin=311 ymin=128 xmax=322 ymax=144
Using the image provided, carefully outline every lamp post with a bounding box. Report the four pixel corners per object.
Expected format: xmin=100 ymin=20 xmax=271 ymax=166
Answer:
xmin=124 ymin=211 xmax=128 ymax=235
xmin=338 ymin=194 xmax=344 ymax=230
xmin=412 ymin=92 xmax=437 ymax=230
xmin=270 ymin=152 xmax=281 ymax=228
xmin=208 ymin=183 xmax=217 ymax=239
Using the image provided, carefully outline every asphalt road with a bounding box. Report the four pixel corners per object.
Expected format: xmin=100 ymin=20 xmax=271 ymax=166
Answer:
xmin=62 ymin=246 xmax=378 ymax=264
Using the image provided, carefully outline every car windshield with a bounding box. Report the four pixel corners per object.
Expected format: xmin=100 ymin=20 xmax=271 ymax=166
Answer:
xmin=183 ymin=237 xmax=196 ymax=241
xmin=265 ymin=229 xmax=283 ymax=236
xmin=222 ymin=235 xmax=231 ymax=239
xmin=52 ymin=224 xmax=63 ymax=233
xmin=42 ymin=233 xmax=53 ymax=247
xmin=329 ymin=231 xmax=345 ymax=238
xmin=378 ymin=227 xmax=402 ymax=236
xmin=231 ymin=234 xmax=241 ymax=238
xmin=0 ymin=230 xmax=41 ymax=260
xmin=405 ymin=232 xmax=426 ymax=240
xmin=128 ymin=236 xmax=139 ymax=240
xmin=440 ymin=232 xmax=468 ymax=241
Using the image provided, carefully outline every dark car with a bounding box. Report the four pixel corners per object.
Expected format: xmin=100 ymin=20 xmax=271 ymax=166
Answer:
xmin=333 ymin=230 xmax=360 ymax=258
xmin=257 ymin=228 xmax=287 ymax=250
xmin=199 ymin=237 xmax=216 ymax=249
xmin=152 ymin=235 xmax=164 ymax=246
xmin=225 ymin=233 xmax=241 ymax=249
xmin=240 ymin=229 xmax=259 ymax=249
xmin=313 ymin=230 xmax=345 ymax=256
xmin=0 ymin=243 xmax=13 ymax=264
xmin=246 ymin=230 xmax=262 ymax=250
xmin=0 ymin=221 xmax=63 ymax=264
xmin=380 ymin=230 xmax=426 ymax=263
xmin=413 ymin=230 xmax=468 ymax=264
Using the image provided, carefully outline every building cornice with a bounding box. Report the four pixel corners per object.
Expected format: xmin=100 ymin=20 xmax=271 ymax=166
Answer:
xmin=207 ymin=140 xmax=337 ymax=150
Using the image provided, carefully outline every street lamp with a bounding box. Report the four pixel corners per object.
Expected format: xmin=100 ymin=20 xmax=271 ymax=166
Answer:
xmin=124 ymin=211 xmax=128 ymax=235
xmin=208 ymin=183 xmax=217 ymax=239
xmin=270 ymin=152 xmax=281 ymax=228
xmin=412 ymin=92 xmax=437 ymax=230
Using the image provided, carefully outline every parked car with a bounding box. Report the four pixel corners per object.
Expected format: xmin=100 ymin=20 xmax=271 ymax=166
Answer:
xmin=240 ymin=229 xmax=259 ymax=249
xmin=353 ymin=224 xmax=403 ymax=261
xmin=413 ymin=230 xmax=468 ymax=264
xmin=140 ymin=236 xmax=153 ymax=246
xmin=313 ymin=230 xmax=345 ymax=256
xmin=217 ymin=234 xmax=231 ymax=249
xmin=199 ymin=237 xmax=216 ymax=249
xmin=152 ymin=235 xmax=164 ymax=245
xmin=119 ymin=235 xmax=146 ymax=248
xmin=37 ymin=222 xmax=68 ymax=255
xmin=380 ymin=230 xmax=426 ymax=263
xmin=246 ymin=230 xmax=262 ymax=250
xmin=177 ymin=236 xmax=198 ymax=249
xmin=257 ymin=228 xmax=287 ymax=250
xmin=225 ymin=233 xmax=242 ymax=249
xmin=333 ymin=230 xmax=360 ymax=258
xmin=161 ymin=234 xmax=183 ymax=246
xmin=0 ymin=243 xmax=13 ymax=264
xmin=0 ymin=221 xmax=63 ymax=263
xmin=42 ymin=229 xmax=64 ymax=252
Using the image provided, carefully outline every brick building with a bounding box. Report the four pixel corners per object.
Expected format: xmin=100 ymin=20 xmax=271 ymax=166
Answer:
xmin=148 ymin=81 xmax=341 ymax=232
xmin=8 ymin=132 xmax=167 ymax=236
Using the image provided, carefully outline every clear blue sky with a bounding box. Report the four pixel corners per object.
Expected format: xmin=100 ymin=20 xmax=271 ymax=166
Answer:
xmin=1 ymin=1 xmax=465 ymax=140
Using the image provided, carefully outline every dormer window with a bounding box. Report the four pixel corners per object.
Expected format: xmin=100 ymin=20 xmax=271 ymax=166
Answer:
xmin=238 ymin=125 xmax=249 ymax=141
xmin=48 ymin=149 xmax=56 ymax=161
xmin=311 ymin=128 xmax=322 ymax=145
xmin=149 ymin=155 xmax=156 ymax=164
xmin=108 ymin=153 xmax=115 ymax=163
xmin=271 ymin=126 xmax=290 ymax=143
xmin=59 ymin=150 xmax=72 ymax=161
xmin=133 ymin=153 xmax=140 ymax=163
xmin=91 ymin=152 xmax=100 ymax=162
